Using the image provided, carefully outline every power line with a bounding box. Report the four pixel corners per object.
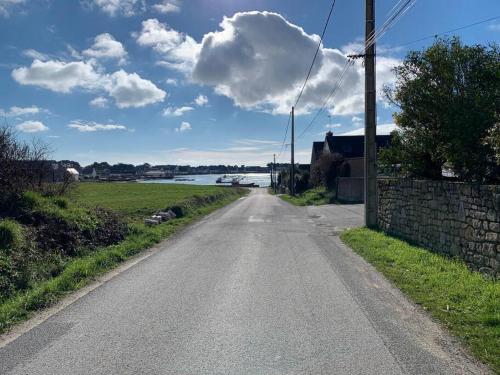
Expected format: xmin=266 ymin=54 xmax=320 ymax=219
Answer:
xmin=297 ymin=0 xmax=418 ymax=139
xmin=390 ymin=15 xmax=500 ymax=48
xmin=277 ymin=111 xmax=292 ymax=161
xmin=363 ymin=0 xmax=417 ymax=52
xmin=297 ymin=59 xmax=354 ymax=139
xmin=294 ymin=0 xmax=337 ymax=109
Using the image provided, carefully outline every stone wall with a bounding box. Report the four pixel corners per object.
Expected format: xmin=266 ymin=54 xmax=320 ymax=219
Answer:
xmin=378 ymin=179 xmax=500 ymax=277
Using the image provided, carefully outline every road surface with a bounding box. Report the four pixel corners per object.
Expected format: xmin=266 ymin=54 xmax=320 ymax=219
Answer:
xmin=0 ymin=189 xmax=487 ymax=374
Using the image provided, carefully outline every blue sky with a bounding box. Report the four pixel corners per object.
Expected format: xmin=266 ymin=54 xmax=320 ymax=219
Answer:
xmin=0 ymin=0 xmax=499 ymax=166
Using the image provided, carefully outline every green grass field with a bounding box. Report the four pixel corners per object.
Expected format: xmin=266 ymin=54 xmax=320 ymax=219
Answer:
xmin=75 ymin=183 xmax=238 ymax=221
xmin=0 ymin=183 xmax=246 ymax=334
xmin=341 ymin=228 xmax=500 ymax=373
xmin=279 ymin=187 xmax=337 ymax=206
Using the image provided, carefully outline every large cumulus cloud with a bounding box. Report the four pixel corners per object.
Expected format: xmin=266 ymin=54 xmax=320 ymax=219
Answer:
xmin=143 ymin=11 xmax=398 ymax=116
xmin=192 ymin=11 xmax=323 ymax=112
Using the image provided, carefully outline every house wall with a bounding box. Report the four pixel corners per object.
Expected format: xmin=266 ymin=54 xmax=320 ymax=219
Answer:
xmin=378 ymin=179 xmax=500 ymax=277
xmin=343 ymin=157 xmax=364 ymax=177
xmin=337 ymin=177 xmax=364 ymax=203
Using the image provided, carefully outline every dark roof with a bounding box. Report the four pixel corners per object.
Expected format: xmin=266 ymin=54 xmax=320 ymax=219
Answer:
xmin=325 ymin=134 xmax=391 ymax=158
xmin=311 ymin=141 xmax=324 ymax=161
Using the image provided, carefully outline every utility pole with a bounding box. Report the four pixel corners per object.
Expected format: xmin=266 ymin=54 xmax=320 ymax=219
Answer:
xmin=273 ymin=153 xmax=277 ymax=193
xmin=365 ymin=0 xmax=377 ymax=227
xmin=270 ymin=158 xmax=274 ymax=191
xmin=290 ymin=106 xmax=295 ymax=196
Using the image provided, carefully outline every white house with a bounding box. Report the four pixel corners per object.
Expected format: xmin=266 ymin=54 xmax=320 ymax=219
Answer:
xmin=66 ymin=168 xmax=80 ymax=181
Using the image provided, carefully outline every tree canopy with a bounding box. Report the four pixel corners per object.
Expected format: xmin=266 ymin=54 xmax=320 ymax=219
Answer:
xmin=380 ymin=37 xmax=499 ymax=182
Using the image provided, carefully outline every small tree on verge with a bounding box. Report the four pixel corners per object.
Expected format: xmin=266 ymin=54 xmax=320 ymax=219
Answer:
xmin=380 ymin=37 xmax=499 ymax=182
xmin=310 ymin=163 xmax=322 ymax=188
xmin=0 ymin=126 xmax=73 ymax=209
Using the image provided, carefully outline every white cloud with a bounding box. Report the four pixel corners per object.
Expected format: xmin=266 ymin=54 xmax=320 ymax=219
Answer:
xmin=106 ymin=70 xmax=166 ymax=108
xmin=89 ymin=97 xmax=109 ymax=108
xmin=162 ymin=106 xmax=193 ymax=116
xmin=11 ymin=60 xmax=165 ymax=109
xmin=12 ymin=59 xmax=101 ymax=93
xmin=165 ymin=78 xmax=178 ymax=85
xmin=352 ymin=116 xmax=363 ymax=127
xmin=341 ymin=38 xmax=403 ymax=55
xmin=15 ymin=120 xmax=49 ymax=133
xmin=72 ymin=141 xmax=310 ymax=166
xmin=0 ymin=0 xmax=26 ymax=17
xmin=341 ymin=123 xmax=397 ymax=135
xmin=488 ymin=22 xmax=500 ymax=31
xmin=134 ymin=18 xmax=182 ymax=49
xmin=194 ymin=94 xmax=208 ymax=106
xmin=0 ymin=105 xmax=44 ymax=117
xmin=84 ymin=0 xmax=145 ymax=17
xmin=325 ymin=123 xmax=342 ymax=129
xmin=23 ymin=49 xmax=49 ymax=61
xmin=134 ymin=18 xmax=200 ymax=72
xmin=67 ymin=45 xmax=83 ymax=59
xmin=340 ymin=39 xmax=365 ymax=55
xmin=189 ymin=11 xmax=399 ymax=116
xmin=83 ymin=33 xmax=128 ymax=64
xmin=234 ymin=139 xmax=281 ymax=146
xmin=160 ymin=146 xmax=309 ymax=165
xmin=152 ymin=0 xmax=180 ymax=14
xmin=175 ymin=121 xmax=191 ymax=132
xmin=68 ymin=120 xmax=127 ymax=132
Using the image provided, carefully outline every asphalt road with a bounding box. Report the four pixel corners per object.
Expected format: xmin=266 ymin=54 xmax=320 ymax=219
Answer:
xmin=0 ymin=189 xmax=487 ymax=374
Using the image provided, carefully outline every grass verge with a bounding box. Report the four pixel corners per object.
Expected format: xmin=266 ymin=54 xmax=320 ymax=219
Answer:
xmin=0 ymin=187 xmax=246 ymax=334
xmin=279 ymin=187 xmax=337 ymax=206
xmin=341 ymin=228 xmax=500 ymax=373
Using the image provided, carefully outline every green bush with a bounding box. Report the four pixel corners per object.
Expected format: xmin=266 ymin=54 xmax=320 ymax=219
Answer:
xmin=0 ymin=219 xmax=24 ymax=252
xmin=0 ymin=254 xmax=15 ymax=298
xmin=381 ymin=37 xmax=499 ymax=181
xmin=3 ymin=192 xmax=126 ymax=257
xmin=0 ymin=193 xmax=128 ymax=300
xmin=18 ymin=191 xmax=42 ymax=211
xmin=53 ymin=197 xmax=69 ymax=209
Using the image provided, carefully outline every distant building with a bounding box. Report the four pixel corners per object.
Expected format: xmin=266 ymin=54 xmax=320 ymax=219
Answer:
xmin=82 ymin=168 xmax=98 ymax=180
xmin=143 ymin=170 xmax=174 ymax=179
xmin=311 ymin=131 xmax=391 ymax=177
xmin=66 ymin=168 xmax=80 ymax=181
xmin=310 ymin=131 xmax=392 ymax=202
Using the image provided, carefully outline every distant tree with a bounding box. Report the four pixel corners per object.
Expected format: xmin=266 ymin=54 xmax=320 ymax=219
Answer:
xmin=310 ymin=163 xmax=322 ymax=187
xmin=484 ymin=123 xmax=500 ymax=170
xmin=109 ymin=163 xmax=136 ymax=174
xmin=295 ymin=172 xmax=310 ymax=194
xmin=83 ymin=162 xmax=111 ymax=174
xmin=381 ymin=37 xmax=499 ymax=182
xmin=59 ymin=160 xmax=81 ymax=171
xmin=135 ymin=163 xmax=152 ymax=174
xmin=0 ymin=126 xmax=54 ymax=202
